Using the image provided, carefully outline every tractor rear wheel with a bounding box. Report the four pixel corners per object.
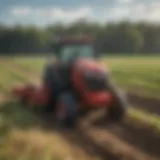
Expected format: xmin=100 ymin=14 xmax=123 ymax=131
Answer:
xmin=106 ymin=89 xmax=127 ymax=122
xmin=107 ymin=100 xmax=125 ymax=122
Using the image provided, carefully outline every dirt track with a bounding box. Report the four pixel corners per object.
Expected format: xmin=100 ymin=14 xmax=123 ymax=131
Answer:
xmin=42 ymin=111 xmax=160 ymax=160
xmin=0 ymin=97 xmax=159 ymax=160
xmin=93 ymin=117 xmax=160 ymax=158
xmin=1 ymin=95 xmax=160 ymax=159
xmin=128 ymin=93 xmax=160 ymax=115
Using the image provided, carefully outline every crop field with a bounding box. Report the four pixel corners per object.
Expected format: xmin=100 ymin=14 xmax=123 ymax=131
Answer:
xmin=101 ymin=56 xmax=160 ymax=98
xmin=0 ymin=55 xmax=160 ymax=160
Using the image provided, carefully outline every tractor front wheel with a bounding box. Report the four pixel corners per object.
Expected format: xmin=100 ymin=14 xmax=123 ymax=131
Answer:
xmin=20 ymin=96 xmax=28 ymax=106
xmin=55 ymin=92 xmax=78 ymax=128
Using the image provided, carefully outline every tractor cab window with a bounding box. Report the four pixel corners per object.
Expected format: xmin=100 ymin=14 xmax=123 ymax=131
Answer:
xmin=59 ymin=44 xmax=95 ymax=64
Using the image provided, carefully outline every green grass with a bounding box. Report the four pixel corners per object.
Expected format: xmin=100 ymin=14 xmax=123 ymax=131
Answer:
xmin=101 ymin=56 xmax=160 ymax=98
xmin=0 ymin=102 xmax=75 ymax=160
xmin=0 ymin=58 xmax=42 ymax=93
xmin=12 ymin=57 xmax=46 ymax=73
xmin=128 ymin=107 xmax=160 ymax=133
xmin=0 ymin=57 xmax=73 ymax=159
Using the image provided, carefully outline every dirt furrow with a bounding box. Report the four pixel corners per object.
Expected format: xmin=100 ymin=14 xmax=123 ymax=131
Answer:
xmin=59 ymin=124 xmax=158 ymax=160
xmin=128 ymin=93 xmax=160 ymax=115
xmin=84 ymin=128 xmax=156 ymax=160
xmin=40 ymin=112 xmax=159 ymax=160
xmin=0 ymin=98 xmax=159 ymax=160
xmin=37 ymin=114 xmax=119 ymax=160
xmin=0 ymin=93 xmax=159 ymax=160
xmin=109 ymin=122 xmax=160 ymax=158
xmin=92 ymin=118 xmax=160 ymax=159
xmin=61 ymin=129 xmax=120 ymax=160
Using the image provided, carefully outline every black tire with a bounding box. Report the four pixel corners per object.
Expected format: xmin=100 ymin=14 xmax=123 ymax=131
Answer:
xmin=20 ymin=96 xmax=28 ymax=106
xmin=106 ymin=89 xmax=127 ymax=122
xmin=32 ymin=104 xmax=43 ymax=113
xmin=64 ymin=116 xmax=77 ymax=128
xmin=55 ymin=92 xmax=78 ymax=128
xmin=107 ymin=101 xmax=126 ymax=122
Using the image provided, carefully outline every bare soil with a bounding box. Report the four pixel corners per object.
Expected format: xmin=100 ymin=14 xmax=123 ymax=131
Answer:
xmin=0 ymin=97 xmax=160 ymax=160
xmin=0 ymin=92 xmax=160 ymax=160
xmin=41 ymin=111 xmax=160 ymax=160
xmin=128 ymin=93 xmax=160 ymax=115
xmin=92 ymin=116 xmax=160 ymax=159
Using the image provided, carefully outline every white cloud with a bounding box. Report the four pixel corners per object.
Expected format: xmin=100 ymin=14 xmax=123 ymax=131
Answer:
xmin=8 ymin=2 xmax=160 ymax=26
xmin=11 ymin=6 xmax=31 ymax=16
xmin=130 ymin=2 xmax=160 ymax=22
xmin=106 ymin=2 xmax=160 ymax=23
xmin=107 ymin=7 xmax=130 ymax=19
xmin=50 ymin=7 xmax=92 ymax=20
xmin=10 ymin=6 xmax=93 ymax=22
xmin=117 ymin=0 xmax=133 ymax=4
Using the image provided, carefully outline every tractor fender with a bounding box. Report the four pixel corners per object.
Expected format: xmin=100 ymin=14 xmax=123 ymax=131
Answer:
xmin=107 ymin=80 xmax=128 ymax=108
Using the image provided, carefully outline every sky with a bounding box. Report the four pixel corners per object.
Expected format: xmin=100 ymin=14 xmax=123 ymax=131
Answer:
xmin=0 ymin=0 xmax=160 ymax=27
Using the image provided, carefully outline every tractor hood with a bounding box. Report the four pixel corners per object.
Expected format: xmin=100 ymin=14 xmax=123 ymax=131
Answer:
xmin=73 ymin=58 xmax=109 ymax=92
xmin=72 ymin=58 xmax=111 ymax=107
xmin=74 ymin=58 xmax=107 ymax=74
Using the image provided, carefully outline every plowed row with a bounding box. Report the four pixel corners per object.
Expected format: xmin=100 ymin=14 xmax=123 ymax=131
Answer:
xmin=40 ymin=110 xmax=160 ymax=160
xmin=128 ymin=93 xmax=160 ymax=115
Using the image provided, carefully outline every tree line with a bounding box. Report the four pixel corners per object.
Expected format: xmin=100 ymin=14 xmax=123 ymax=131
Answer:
xmin=0 ymin=21 xmax=160 ymax=54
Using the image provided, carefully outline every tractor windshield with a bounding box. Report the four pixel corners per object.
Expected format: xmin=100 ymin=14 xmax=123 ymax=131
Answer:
xmin=59 ymin=44 xmax=95 ymax=64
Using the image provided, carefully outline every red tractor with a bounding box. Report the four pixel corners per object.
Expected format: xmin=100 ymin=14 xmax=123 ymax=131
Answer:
xmin=12 ymin=36 xmax=127 ymax=127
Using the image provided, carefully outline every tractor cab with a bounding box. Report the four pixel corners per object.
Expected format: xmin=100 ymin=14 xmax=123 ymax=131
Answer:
xmin=53 ymin=36 xmax=98 ymax=65
xmin=13 ymin=36 xmax=126 ymax=128
xmin=59 ymin=43 xmax=96 ymax=65
xmin=52 ymin=36 xmax=100 ymax=88
xmin=52 ymin=36 xmax=110 ymax=106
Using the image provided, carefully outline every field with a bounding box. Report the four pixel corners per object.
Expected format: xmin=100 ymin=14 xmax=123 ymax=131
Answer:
xmin=0 ymin=55 xmax=160 ymax=160
xmin=101 ymin=56 xmax=160 ymax=98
